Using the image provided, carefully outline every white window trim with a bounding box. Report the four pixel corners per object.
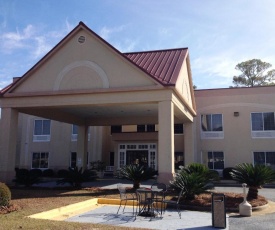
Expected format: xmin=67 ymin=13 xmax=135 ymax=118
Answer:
xmin=71 ymin=126 xmax=91 ymax=141
xmin=206 ymin=151 xmax=224 ymax=175
xmin=118 ymin=143 xmax=157 ymax=170
xmin=31 ymin=152 xmax=50 ymax=169
xmin=253 ymin=151 xmax=275 ymax=169
xmin=33 ymin=119 xmax=51 ymax=142
xmin=251 ymin=112 xmax=275 ymax=138
xmin=200 ymin=114 xmax=224 ymax=139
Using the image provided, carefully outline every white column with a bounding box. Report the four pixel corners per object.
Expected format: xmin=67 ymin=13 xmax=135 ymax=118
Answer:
xmin=77 ymin=125 xmax=89 ymax=169
xmin=0 ymin=108 xmax=19 ymax=183
xmin=158 ymin=100 xmax=174 ymax=184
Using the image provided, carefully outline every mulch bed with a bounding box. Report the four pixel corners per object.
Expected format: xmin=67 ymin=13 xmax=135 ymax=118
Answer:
xmin=0 ymin=204 xmax=21 ymax=214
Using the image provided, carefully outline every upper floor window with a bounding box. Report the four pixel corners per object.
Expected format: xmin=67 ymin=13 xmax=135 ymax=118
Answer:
xmin=251 ymin=112 xmax=275 ymax=138
xmin=137 ymin=124 xmax=155 ymax=132
xmin=33 ymin=119 xmax=51 ymax=142
xmin=201 ymin=114 xmax=223 ymax=139
xmin=251 ymin=112 xmax=275 ymax=131
xmin=71 ymin=124 xmax=78 ymax=141
xmin=111 ymin=125 xmax=122 ymax=134
xmin=174 ymin=124 xmax=184 ymax=134
xmin=71 ymin=125 xmax=91 ymax=141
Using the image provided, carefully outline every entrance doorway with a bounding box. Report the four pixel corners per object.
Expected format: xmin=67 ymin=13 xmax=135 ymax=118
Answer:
xmin=118 ymin=143 xmax=157 ymax=169
xmin=126 ymin=150 xmax=148 ymax=167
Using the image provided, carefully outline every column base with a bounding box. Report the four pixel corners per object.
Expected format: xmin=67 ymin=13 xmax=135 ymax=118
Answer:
xmin=157 ymin=172 xmax=174 ymax=184
xmin=0 ymin=170 xmax=16 ymax=185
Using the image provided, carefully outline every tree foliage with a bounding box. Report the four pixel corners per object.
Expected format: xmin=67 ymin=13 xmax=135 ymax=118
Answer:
xmin=232 ymin=59 xmax=275 ymax=87
xmin=230 ymin=163 xmax=275 ymax=199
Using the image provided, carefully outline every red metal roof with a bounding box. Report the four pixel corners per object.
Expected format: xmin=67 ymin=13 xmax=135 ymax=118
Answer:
xmin=124 ymin=48 xmax=188 ymax=86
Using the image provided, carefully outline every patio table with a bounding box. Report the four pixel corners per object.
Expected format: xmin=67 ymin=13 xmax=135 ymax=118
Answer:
xmin=136 ymin=188 xmax=163 ymax=217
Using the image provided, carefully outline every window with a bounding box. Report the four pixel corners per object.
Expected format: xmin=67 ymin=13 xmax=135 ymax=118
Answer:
xmin=251 ymin=112 xmax=275 ymax=131
xmin=174 ymin=124 xmax=184 ymax=134
xmin=251 ymin=112 xmax=275 ymax=138
xmin=111 ymin=125 xmax=122 ymax=134
xmin=201 ymin=114 xmax=223 ymax=131
xmin=70 ymin=152 xmax=77 ymax=168
xmin=175 ymin=152 xmax=184 ymax=170
xmin=207 ymin=151 xmax=224 ymax=170
xmin=71 ymin=125 xmax=78 ymax=141
xmin=254 ymin=152 xmax=275 ymax=169
xmin=201 ymin=114 xmax=223 ymax=139
xmin=137 ymin=124 xmax=155 ymax=132
xmin=32 ymin=152 xmax=49 ymax=169
xmin=72 ymin=124 xmax=78 ymax=134
xmin=33 ymin=119 xmax=51 ymax=142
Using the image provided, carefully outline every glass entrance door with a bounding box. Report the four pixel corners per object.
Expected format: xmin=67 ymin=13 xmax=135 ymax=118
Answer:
xmin=126 ymin=150 xmax=148 ymax=167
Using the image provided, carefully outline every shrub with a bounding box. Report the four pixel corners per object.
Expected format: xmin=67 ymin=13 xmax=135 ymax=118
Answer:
xmin=119 ymin=164 xmax=158 ymax=189
xmin=0 ymin=182 xmax=11 ymax=206
xmin=29 ymin=169 xmax=43 ymax=178
xmin=170 ymin=163 xmax=219 ymax=200
xmin=230 ymin=163 xmax=275 ymax=199
xmin=223 ymin=167 xmax=235 ymax=180
xmin=57 ymin=169 xmax=69 ymax=178
xmin=42 ymin=169 xmax=55 ymax=177
xmin=57 ymin=167 xmax=96 ymax=188
xmin=13 ymin=168 xmax=40 ymax=187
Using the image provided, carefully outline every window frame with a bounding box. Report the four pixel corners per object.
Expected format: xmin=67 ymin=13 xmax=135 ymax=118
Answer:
xmin=31 ymin=152 xmax=49 ymax=169
xmin=33 ymin=119 xmax=51 ymax=142
xmin=137 ymin=124 xmax=156 ymax=132
xmin=174 ymin=124 xmax=184 ymax=134
xmin=207 ymin=151 xmax=224 ymax=170
xmin=251 ymin=112 xmax=275 ymax=138
xmin=200 ymin=114 xmax=224 ymax=139
xmin=253 ymin=151 xmax=275 ymax=169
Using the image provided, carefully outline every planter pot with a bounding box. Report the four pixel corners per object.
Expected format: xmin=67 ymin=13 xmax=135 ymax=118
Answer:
xmin=97 ymin=171 xmax=104 ymax=178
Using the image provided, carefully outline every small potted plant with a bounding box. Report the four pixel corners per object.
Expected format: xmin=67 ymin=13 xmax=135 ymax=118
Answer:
xmin=90 ymin=160 xmax=106 ymax=178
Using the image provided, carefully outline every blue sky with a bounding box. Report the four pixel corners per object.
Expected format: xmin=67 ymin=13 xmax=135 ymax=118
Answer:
xmin=1 ymin=0 xmax=275 ymax=90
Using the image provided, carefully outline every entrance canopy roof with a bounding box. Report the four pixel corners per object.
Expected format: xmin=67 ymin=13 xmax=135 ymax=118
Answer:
xmin=0 ymin=21 xmax=196 ymax=126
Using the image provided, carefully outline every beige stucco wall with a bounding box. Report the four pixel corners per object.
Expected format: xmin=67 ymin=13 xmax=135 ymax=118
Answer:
xmin=12 ymin=29 xmax=158 ymax=94
xmin=175 ymin=58 xmax=193 ymax=108
xmin=195 ymin=86 xmax=275 ymax=168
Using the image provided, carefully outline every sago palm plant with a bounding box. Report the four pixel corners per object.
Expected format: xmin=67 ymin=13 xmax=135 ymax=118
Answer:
xmin=230 ymin=163 xmax=275 ymax=199
xmin=170 ymin=163 xmax=219 ymax=200
xmin=119 ymin=164 xmax=158 ymax=189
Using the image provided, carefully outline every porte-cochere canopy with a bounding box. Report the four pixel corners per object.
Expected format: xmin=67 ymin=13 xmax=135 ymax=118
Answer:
xmin=0 ymin=21 xmax=196 ymax=183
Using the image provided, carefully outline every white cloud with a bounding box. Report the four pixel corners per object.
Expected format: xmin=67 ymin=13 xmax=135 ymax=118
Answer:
xmin=32 ymin=36 xmax=53 ymax=59
xmin=99 ymin=25 xmax=127 ymax=40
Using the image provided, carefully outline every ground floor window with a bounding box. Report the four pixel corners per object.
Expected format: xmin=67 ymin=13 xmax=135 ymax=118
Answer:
xmin=207 ymin=151 xmax=224 ymax=170
xmin=32 ymin=152 xmax=49 ymax=169
xmin=118 ymin=143 xmax=157 ymax=169
xmin=70 ymin=152 xmax=77 ymax=168
xmin=254 ymin=152 xmax=275 ymax=169
xmin=175 ymin=152 xmax=184 ymax=170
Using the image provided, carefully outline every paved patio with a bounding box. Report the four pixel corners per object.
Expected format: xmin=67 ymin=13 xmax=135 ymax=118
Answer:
xmin=32 ymin=178 xmax=275 ymax=229
xmin=66 ymin=204 xmax=227 ymax=230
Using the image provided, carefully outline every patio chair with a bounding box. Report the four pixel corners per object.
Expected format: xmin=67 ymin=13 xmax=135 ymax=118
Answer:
xmin=117 ymin=183 xmax=137 ymax=216
xmin=162 ymin=188 xmax=184 ymax=219
xmin=151 ymin=183 xmax=167 ymax=214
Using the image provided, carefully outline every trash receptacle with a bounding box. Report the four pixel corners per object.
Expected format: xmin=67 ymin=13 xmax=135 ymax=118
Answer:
xmin=212 ymin=193 xmax=226 ymax=229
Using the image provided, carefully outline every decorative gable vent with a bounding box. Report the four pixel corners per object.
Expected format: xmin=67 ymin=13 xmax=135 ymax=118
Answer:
xmin=78 ymin=35 xmax=86 ymax=44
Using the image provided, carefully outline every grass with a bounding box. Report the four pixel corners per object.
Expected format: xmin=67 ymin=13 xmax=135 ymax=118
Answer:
xmin=0 ymin=185 xmax=268 ymax=230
